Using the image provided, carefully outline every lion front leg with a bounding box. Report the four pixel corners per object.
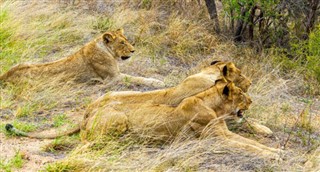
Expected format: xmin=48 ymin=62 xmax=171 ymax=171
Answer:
xmin=242 ymin=118 xmax=273 ymax=136
xmin=223 ymin=137 xmax=282 ymax=160
xmin=202 ymin=120 xmax=283 ymax=160
xmin=224 ymin=130 xmax=282 ymax=154
xmin=119 ymin=73 xmax=165 ymax=88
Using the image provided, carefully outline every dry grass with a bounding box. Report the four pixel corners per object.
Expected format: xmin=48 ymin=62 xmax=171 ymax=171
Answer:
xmin=0 ymin=0 xmax=319 ymax=171
xmin=45 ymin=134 xmax=281 ymax=172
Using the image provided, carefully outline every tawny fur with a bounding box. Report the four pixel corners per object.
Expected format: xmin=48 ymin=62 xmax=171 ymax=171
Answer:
xmin=5 ymin=63 xmax=278 ymax=158
xmin=0 ymin=29 xmax=164 ymax=87
xmin=80 ymin=80 xmax=281 ymax=159
xmin=91 ymin=61 xmax=252 ymax=108
xmin=84 ymin=61 xmax=272 ymax=136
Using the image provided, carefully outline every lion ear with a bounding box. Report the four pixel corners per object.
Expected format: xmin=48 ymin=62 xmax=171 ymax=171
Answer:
xmin=222 ymin=84 xmax=230 ymax=96
xmin=222 ymin=65 xmax=228 ymax=76
xmin=103 ymin=32 xmax=115 ymax=43
xmin=210 ymin=60 xmax=221 ymax=65
xmin=116 ymin=28 xmax=124 ymax=35
xmin=223 ymin=83 xmax=235 ymax=99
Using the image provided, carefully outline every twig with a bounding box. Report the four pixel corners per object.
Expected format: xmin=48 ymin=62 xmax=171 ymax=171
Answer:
xmin=282 ymin=107 xmax=307 ymax=149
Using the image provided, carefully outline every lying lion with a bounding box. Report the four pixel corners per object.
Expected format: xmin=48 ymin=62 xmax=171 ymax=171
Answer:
xmin=80 ymin=79 xmax=281 ymax=158
xmin=92 ymin=61 xmax=252 ymax=107
xmin=80 ymin=79 xmax=252 ymax=141
xmin=85 ymin=61 xmax=272 ymax=135
xmin=5 ymin=61 xmax=272 ymax=137
xmin=5 ymin=79 xmax=281 ymax=159
xmin=0 ymin=29 xmax=164 ymax=87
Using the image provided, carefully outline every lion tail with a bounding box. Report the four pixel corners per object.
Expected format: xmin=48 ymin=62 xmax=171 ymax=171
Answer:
xmin=0 ymin=64 xmax=33 ymax=82
xmin=5 ymin=123 xmax=80 ymax=139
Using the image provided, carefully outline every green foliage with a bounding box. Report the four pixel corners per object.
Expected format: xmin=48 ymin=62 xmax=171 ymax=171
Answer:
xmin=309 ymin=27 xmax=320 ymax=56
xmin=221 ymin=0 xmax=279 ymax=21
xmin=273 ymin=27 xmax=320 ymax=93
xmin=219 ymin=0 xmax=319 ymax=93
xmin=307 ymin=26 xmax=320 ymax=82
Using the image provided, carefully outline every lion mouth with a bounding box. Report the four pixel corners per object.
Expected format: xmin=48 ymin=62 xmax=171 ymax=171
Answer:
xmin=237 ymin=109 xmax=244 ymax=118
xmin=121 ymin=56 xmax=130 ymax=60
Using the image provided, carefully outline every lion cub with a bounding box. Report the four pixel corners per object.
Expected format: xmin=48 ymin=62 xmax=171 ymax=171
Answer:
xmin=0 ymin=29 xmax=164 ymax=87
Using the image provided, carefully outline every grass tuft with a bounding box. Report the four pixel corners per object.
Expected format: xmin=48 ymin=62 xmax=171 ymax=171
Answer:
xmin=45 ymin=162 xmax=78 ymax=172
xmin=0 ymin=150 xmax=24 ymax=172
xmin=42 ymin=135 xmax=80 ymax=154
xmin=53 ymin=114 xmax=69 ymax=128
xmin=92 ymin=17 xmax=114 ymax=33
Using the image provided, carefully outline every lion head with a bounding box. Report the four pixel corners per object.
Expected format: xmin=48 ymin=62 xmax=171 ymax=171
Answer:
xmin=100 ymin=29 xmax=135 ymax=60
xmin=224 ymin=82 xmax=252 ymax=118
xmin=204 ymin=80 xmax=252 ymax=120
xmin=210 ymin=61 xmax=252 ymax=92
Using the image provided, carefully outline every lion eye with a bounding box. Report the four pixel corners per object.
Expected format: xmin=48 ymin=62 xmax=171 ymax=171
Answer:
xmin=121 ymin=41 xmax=125 ymax=44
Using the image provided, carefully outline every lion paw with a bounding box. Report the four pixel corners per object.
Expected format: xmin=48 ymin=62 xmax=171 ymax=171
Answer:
xmin=145 ymin=78 xmax=165 ymax=88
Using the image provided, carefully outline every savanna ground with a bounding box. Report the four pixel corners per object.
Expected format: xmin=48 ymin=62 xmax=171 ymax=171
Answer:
xmin=0 ymin=1 xmax=319 ymax=171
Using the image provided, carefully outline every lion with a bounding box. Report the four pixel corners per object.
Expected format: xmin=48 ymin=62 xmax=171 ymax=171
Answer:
xmin=80 ymin=79 xmax=252 ymax=141
xmin=5 ymin=79 xmax=281 ymax=158
xmin=5 ymin=60 xmax=271 ymax=137
xmin=90 ymin=61 xmax=252 ymax=108
xmin=81 ymin=79 xmax=281 ymax=158
xmin=83 ymin=60 xmax=272 ymax=136
xmin=0 ymin=29 xmax=164 ymax=87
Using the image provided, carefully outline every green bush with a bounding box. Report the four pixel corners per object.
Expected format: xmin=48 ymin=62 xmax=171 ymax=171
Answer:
xmin=307 ymin=26 xmax=320 ymax=82
xmin=271 ymin=25 xmax=320 ymax=94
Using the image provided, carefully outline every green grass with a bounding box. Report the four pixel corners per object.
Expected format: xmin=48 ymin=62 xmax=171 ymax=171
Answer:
xmin=92 ymin=17 xmax=114 ymax=32
xmin=0 ymin=120 xmax=37 ymax=136
xmin=0 ymin=3 xmax=85 ymax=74
xmin=45 ymin=162 xmax=78 ymax=172
xmin=0 ymin=1 xmax=319 ymax=171
xmin=44 ymin=134 xmax=142 ymax=172
xmin=53 ymin=114 xmax=69 ymax=128
xmin=0 ymin=150 xmax=24 ymax=172
xmin=0 ymin=8 xmax=25 ymax=73
xmin=15 ymin=103 xmax=39 ymax=118
xmin=42 ymin=135 xmax=80 ymax=153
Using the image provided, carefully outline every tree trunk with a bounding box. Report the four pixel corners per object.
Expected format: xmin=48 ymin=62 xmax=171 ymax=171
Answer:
xmin=230 ymin=8 xmax=234 ymax=32
xmin=234 ymin=7 xmax=247 ymax=42
xmin=204 ymin=0 xmax=220 ymax=33
xmin=305 ymin=0 xmax=319 ymax=36
xmin=248 ymin=5 xmax=258 ymax=40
